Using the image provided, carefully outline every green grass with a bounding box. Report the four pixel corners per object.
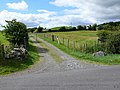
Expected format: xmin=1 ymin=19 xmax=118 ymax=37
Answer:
xmin=0 ymin=32 xmax=9 ymax=45
xmin=0 ymin=40 xmax=40 ymax=75
xmin=47 ymin=31 xmax=97 ymax=44
xmin=38 ymin=31 xmax=120 ymax=65
xmin=51 ymin=26 xmax=73 ymax=31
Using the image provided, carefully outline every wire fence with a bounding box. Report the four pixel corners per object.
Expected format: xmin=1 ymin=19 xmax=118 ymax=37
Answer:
xmin=38 ymin=33 xmax=106 ymax=53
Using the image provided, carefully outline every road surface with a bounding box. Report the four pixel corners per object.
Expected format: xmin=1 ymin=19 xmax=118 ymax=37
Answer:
xmin=0 ymin=37 xmax=120 ymax=90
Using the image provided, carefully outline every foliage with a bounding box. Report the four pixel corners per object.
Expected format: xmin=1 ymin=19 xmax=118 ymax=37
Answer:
xmin=97 ymin=30 xmax=111 ymax=43
xmin=98 ymin=21 xmax=120 ymax=31
xmin=59 ymin=26 xmax=66 ymax=31
xmin=3 ymin=19 xmax=28 ymax=46
xmin=38 ymin=34 xmax=120 ymax=65
xmin=37 ymin=26 xmax=43 ymax=32
xmin=0 ymin=41 xmax=39 ymax=75
xmin=27 ymin=27 xmax=37 ymax=33
xmin=77 ymin=24 xmax=97 ymax=31
xmin=106 ymin=31 xmax=120 ymax=54
xmin=0 ymin=33 xmax=9 ymax=45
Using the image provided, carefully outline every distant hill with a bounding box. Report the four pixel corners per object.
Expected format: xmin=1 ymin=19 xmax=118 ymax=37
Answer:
xmin=51 ymin=26 xmax=73 ymax=30
xmin=98 ymin=21 xmax=120 ymax=31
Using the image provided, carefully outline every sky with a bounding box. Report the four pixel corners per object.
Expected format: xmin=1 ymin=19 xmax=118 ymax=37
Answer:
xmin=0 ymin=0 xmax=120 ymax=29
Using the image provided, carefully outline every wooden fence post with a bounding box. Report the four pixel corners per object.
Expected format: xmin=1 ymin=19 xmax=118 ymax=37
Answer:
xmin=73 ymin=41 xmax=75 ymax=50
xmin=44 ymin=34 xmax=45 ymax=38
xmin=56 ymin=36 xmax=60 ymax=44
xmin=94 ymin=41 xmax=96 ymax=52
xmin=67 ymin=39 xmax=69 ymax=48
xmin=1 ymin=44 xmax=5 ymax=60
xmin=52 ymin=35 xmax=55 ymax=41
xmin=62 ymin=38 xmax=64 ymax=45
xmin=0 ymin=45 xmax=1 ymax=58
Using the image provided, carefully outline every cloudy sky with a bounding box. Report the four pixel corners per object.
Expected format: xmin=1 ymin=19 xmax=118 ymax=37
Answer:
xmin=0 ymin=0 xmax=120 ymax=29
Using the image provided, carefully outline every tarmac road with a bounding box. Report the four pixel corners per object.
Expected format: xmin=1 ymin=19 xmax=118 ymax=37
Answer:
xmin=0 ymin=65 xmax=120 ymax=90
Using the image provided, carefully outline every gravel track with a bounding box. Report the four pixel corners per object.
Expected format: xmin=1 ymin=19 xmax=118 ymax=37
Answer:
xmin=0 ymin=36 xmax=105 ymax=78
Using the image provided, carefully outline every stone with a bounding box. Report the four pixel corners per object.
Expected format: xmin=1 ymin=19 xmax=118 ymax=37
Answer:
xmin=92 ymin=51 xmax=105 ymax=57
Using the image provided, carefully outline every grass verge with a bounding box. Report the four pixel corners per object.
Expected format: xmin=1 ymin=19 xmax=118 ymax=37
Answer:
xmin=0 ymin=40 xmax=39 ymax=75
xmin=38 ymin=34 xmax=120 ymax=65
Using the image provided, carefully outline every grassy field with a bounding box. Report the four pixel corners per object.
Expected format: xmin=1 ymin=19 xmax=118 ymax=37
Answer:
xmin=37 ymin=31 xmax=120 ymax=65
xmin=47 ymin=31 xmax=98 ymax=44
xmin=41 ymin=31 xmax=98 ymax=52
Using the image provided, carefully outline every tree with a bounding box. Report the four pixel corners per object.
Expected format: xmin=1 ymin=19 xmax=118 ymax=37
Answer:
xmin=97 ymin=30 xmax=110 ymax=43
xmin=92 ymin=24 xmax=97 ymax=30
xmin=27 ymin=27 xmax=37 ymax=33
xmin=3 ymin=19 xmax=28 ymax=46
xmin=59 ymin=26 xmax=66 ymax=31
xmin=37 ymin=26 xmax=43 ymax=32
xmin=106 ymin=32 xmax=120 ymax=54
xmin=77 ymin=25 xmax=84 ymax=30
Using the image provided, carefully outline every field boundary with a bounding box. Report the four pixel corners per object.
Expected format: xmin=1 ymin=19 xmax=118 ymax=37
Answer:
xmin=38 ymin=33 xmax=105 ymax=54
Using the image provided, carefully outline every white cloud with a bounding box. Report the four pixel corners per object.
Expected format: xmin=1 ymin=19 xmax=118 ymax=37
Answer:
xmin=0 ymin=10 xmax=58 ymax=28
xmin=37 ymin=9 xmax=57 ymax=16
xmin=6 ymin=1 xmax=28 ymax=10
xmin=50 ymin=0 xmax=120 ymax=24
xmin=1 ymin=0 xmax=120 ymax=29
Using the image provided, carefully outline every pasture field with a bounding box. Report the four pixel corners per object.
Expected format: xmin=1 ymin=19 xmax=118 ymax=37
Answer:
xmin=40 ymin=31 xmax=98 ymax=52
xmin=37 ymin=31 xmax=120 ymax=65
xmin=48 ymin=31 xmax=98 ymax=44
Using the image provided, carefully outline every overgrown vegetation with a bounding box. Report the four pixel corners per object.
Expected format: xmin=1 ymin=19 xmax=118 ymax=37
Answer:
xmin=0 ymin=33 xmax=9 ymax=45
xmin=3 ymin=19 xmax=28 ymax=46
xmin=98 ymin=21 xmax=120 ymax=31
xmin=0 ymin=40 xmax=39 ymax=75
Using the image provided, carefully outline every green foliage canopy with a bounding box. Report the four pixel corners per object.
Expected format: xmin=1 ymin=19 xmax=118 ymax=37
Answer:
xmin=3 ymin=19 xmax=28 ymax=46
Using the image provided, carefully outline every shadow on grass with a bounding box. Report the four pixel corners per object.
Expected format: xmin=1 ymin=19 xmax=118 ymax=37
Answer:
xmin=0 ymin=42 xmax=40 ymax=69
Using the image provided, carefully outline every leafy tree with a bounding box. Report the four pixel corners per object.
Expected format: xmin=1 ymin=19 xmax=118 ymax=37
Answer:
xmin=27 ymin=27 xmax=37 ymax=33
xmin=3 ymin=19 xmax=28 ymax=46
xmin=37 ymin=26 xmax=43 ymax=32
xmin=59 ymin=26 xmax=66 ymax=31
xmin=92 ymin=24 xmax=97 ymax=30
xmin=106 ymin=32 xmax=120 ymax=54
xmin=97 ymin=30 xmax=111 ymax=43
xmin=77 ymin=25 xmax=84 ymax=30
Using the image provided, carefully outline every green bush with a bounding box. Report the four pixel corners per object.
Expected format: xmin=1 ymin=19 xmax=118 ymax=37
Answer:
xmin=106 ymin=32 xmax=120 ymax=54
xmin=97 ymin=30 xmax=111 ymax=43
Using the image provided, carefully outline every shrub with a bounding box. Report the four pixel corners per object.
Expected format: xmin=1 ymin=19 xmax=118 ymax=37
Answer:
xmin=106 ymin=31 xmax=120 ymax=54
xmin=97 ymin=30 xmax=111 ymax=43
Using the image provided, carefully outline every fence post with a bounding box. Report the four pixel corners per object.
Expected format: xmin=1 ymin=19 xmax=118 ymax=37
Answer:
xmin=67 ymin=39 xmax=69 ymax=48
xmin=73 ymin=41 xmax=75 ymax=50
xmin=56 ymin=36 xmax=60 ymax=44
xmin=62 ymin=38 xmax=64 ymax=45
xmin=0 ymin=45 xmax=1 ymax=58
xmin=52 ymin=35 xmax=55 ymax=41
xmin=44 ymin=34 xmax=45 ymax=38
xmin=1 ymin=44 xmax=5 ymax=60
xmin=94 ymin=41 xmax=96 ymax=52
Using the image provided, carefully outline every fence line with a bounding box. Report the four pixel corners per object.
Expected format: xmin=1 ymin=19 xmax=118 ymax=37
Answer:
xmin=41 ymin=34 xmax=106 ymax=53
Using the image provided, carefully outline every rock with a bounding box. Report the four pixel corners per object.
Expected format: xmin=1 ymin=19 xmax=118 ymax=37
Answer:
xmin=92 ymin=51 xmax=105 ymax=57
